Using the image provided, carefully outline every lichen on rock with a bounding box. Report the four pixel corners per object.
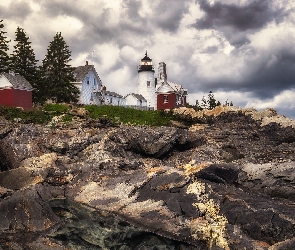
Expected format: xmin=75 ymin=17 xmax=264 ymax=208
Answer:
xmin=187 ymin=181 xmax=229 ymax=249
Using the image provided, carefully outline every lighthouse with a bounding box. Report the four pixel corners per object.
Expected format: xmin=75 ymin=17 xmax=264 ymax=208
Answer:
xmin=137 ymin=51 xmax=156 ymax=110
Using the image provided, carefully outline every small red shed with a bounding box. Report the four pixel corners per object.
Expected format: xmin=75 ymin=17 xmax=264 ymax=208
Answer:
xmin=156 ymin=81 xmax=187 ymax=110
xmin=0 ymin=73 xmax=33 ymax=110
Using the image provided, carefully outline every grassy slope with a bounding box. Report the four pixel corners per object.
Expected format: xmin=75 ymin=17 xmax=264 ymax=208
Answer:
xmin=0 ymin=104 xmax=175 ymax=126
xmin=85 ymin=105 xmax=174 ymax=126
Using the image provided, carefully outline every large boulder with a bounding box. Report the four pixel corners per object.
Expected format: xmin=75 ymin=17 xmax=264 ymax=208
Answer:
xmin=111 ymin=126 xmax=205 ymax=158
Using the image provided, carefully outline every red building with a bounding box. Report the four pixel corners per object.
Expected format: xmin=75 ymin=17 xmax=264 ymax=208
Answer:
xmin=155 ymin=62 xmax=187 ymax=110
xmin=156 ymin=81 xmax=187 ymax=110
xmin=0 ymin=73 xmax=33 ymax=110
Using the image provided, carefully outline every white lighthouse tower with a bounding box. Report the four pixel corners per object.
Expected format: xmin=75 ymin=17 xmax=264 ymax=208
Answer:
xmin=137 ymin=51 xmax=156 ymax=110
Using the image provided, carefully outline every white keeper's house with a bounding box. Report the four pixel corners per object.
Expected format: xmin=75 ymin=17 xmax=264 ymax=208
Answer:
xmin=72 ymin=61 xmax=125 ymax=106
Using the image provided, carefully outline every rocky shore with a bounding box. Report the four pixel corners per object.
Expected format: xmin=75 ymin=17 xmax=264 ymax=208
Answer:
xmin=0 ymin=106 xmax=295 ymax=249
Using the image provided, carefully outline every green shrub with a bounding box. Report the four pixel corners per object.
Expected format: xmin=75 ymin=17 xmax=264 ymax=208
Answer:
xmin=43 ymin=103 xmax=70 ymax=113
xmin=0 ymin=106 xmax=52 ymax=124
xmin=61 ymin=114 xmax=73 ymax=123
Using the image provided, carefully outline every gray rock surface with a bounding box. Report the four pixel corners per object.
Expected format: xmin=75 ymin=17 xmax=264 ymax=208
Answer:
xmin=0 ymin=107 xmax=295 ymax=249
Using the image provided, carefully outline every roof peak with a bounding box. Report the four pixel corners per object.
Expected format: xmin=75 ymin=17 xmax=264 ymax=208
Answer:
xmin=141 ymin=51 xmax=152 ymax=61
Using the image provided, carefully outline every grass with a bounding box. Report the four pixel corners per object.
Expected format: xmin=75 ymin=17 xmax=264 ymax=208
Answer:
xmin=85 ymin=105 xmax=175 ymax=126
xmin=0 ymin=103 xmax=71 ymax=124
xmin=43 ymin=103 xmax=70 ymax=113
xmin=0 ymin=106 xmax=52 ymax=124
xmin=0 ymin=104 xmax=177 ymax=126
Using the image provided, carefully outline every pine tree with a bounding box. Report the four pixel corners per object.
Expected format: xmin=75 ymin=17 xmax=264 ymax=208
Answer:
xmin=42 ymin=32 xmax=79 ymax=103
xmin=194 ymin=99 xmax=202 ymax=111
xmin=10 ymin=27 xmax=38 ymax=79
xmin=10 ymin=27 xmax=41 ymax=102
xmin=32 ymin=65 xmax=46 ymax=104
xmin=208 ymin=91 xmax=217 ymax=110
xmin=0 ymin=20 xmax=10 ymax=73
xmin=201 ymin=95 xmax=207 ymax=109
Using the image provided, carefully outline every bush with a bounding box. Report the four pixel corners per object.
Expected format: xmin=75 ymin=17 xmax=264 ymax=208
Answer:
xmin=0 ymin=106 xmax=52 ymax=124
xmin=61 ymin=114 xmax=73 ymax=123
xmin=43 ymin=103 xmax=70 ymax=113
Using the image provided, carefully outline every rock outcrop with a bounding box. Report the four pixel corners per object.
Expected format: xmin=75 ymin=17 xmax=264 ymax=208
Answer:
xmin=0 ymin=107 xmax=295 ymax=249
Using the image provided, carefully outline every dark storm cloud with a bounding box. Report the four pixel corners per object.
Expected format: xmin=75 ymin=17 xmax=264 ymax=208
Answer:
xmin=36 ymin=0 xmax=121 ymax=41
xmin=194 ymin=0 xmax=286 ymax=31
xmin=122 ymin=0 xmax=142 ymax=22
xmin=36 ymin=0 xmax=151 ymax=52
xmin=183 ymin=0 xmax=295 ymax=102
xmin=0 ymin=1 xmax=32 ymax=21
xmin=223 ymin=32 xmax=250 ymax=48
xmin=81 ymin=9 xmax=118 ymax=43
xmin=121 ymin=0 xmax=190 ymax=32
xmin=121 ymin=0 xmax=190 ymax=34
xmin=35 ymin=0 xmax=89 ymax=20
xmin=33 ymin=0 xmax=121 ymax=58
xmin=245 ymin=50 xmax=295 ymax=98
xmin=192 ymin=47 xmax=295 ymax=100
xmin=28 ymin=0 xmax=189 ymax=57
xmin=152 ymin=1 xmax=190 ymax=32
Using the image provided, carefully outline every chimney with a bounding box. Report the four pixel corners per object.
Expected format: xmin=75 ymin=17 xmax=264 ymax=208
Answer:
xmin=86 ymin=61 xmax=88 ymax=66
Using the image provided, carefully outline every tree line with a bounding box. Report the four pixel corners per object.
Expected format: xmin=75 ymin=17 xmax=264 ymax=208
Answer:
xmin=187 ymin=91 xmax=233 ymax=111
xmin=0 ymin=20 xmax=79 ymax=104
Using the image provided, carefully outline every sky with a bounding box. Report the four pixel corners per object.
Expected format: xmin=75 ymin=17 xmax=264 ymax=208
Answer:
xmin=1 ymin=0 xmax=295 ymax=119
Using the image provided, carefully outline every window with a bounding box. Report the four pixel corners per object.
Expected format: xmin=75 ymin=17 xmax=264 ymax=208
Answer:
xmin=86 ymin=77 xmax=89 ymax=84
xmin=164 ymin=95 xmax=168 ymax=103
xmin=147 ymin=81 xmax=150 ymax=87
xmin=110 ymin=98 xmax=112 ymax=104
xmin=94 ymin=78 xmax=96 ymax=86
xmin=175 ymin=95 xmax=182 ymax=105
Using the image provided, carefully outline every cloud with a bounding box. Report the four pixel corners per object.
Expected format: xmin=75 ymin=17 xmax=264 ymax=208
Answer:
xmin=151 ymin=1 xmax=190 ymax=32
xmin=193 ymin=0 xmax=288 ymax=47
xmin=245 ymin=89 xmax=295 ymax=119
xmin=194 ymin=0 xmax=286 ymax=31
xmin=0 ymin=1 xmax=33 ymax=21
xmin=201 ymin=45 xmax=219 ymax=54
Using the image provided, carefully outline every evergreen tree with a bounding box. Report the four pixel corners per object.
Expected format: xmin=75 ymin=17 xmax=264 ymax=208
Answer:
xmin=32 ymin=65 xmax=46 ymax=104
xmin=201 ymin=95 xmax=207 ymax=109
xmin=10 ymin=27 xmax=41 ymax=102
xmin=10 ymin=27 xmax=38 ymax=79
xmin=0 ymin=20 xmax=10 ymax=73
xmin=196 ymin=91 xmax=222 ymax=110
xmin=194 ymin=99 xmax=202 ymax=111
xmin=42 ymin=32 xmax=79 ymax=103
xmin=208 ymin=91 xmax=217 ymax=110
